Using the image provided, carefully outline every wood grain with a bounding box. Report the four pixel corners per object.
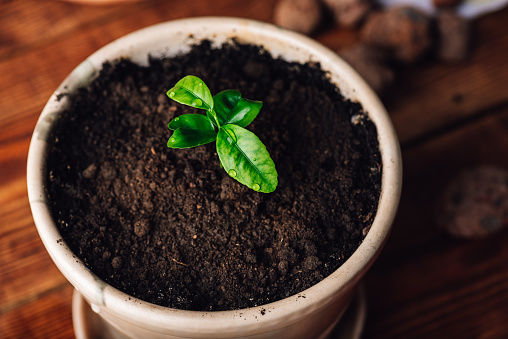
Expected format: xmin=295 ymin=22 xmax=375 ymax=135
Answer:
xmin=0 ymin=143 xmax=68 ymax=314
xmin=386 ymin=8 xmax=508 ymax=145
xmin=364 ymin=108 xmax=508 ymax=338
xmin=1 ymin=0 xmax=508 ymax=338
xmin=0 ymin=284 xmax=74 ymax=339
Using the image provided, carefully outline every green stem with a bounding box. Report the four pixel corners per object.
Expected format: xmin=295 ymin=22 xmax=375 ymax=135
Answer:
xmin=208 ymin=109 xmax=221 ymax=129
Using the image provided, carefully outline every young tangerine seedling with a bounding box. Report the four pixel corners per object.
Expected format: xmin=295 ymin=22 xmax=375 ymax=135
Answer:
xmin=166 ymin=75 xmax=278 ymax=193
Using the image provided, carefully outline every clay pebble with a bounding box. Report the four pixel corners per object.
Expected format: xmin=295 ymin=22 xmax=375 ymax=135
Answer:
xmin=436 ymin=10 xmax=471 ymax=63
xmin=360 ymin=6 xmax=432 ymax=63
xmin=273 ymin=0 xmax=323 ymax=35
xmin=322 ymin=0 xmax=372 ymax=27
xmin=435 ymin=166 xmax=508 ymax=238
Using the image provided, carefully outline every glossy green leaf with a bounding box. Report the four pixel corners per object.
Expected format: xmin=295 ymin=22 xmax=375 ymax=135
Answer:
xmin=213 ymin=90 xmax=262 ymax=127
xmin=166 ymin=75 xmax=213 ymax=110
xmin=216 ymin=124 xmax=277 ymax=193
xmin=167 ymin=114 xmax=217 ymax=148
xmin=167 ymin=114 xmax=215 ymax=131
xmin=167 ymin=128 xmax=217 ymax=148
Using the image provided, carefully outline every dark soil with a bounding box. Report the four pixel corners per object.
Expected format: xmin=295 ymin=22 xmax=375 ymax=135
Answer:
xmin=46 ymin=40 xmax=382 ymax=311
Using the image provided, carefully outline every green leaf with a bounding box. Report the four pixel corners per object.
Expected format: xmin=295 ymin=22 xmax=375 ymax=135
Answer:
xmin=167 ymin=114 xmax=215 ymax=131
xmin=167 ymin=129 xmax=216 ymax=148
xmin=167 ymin=75 xmax=213 ymax=110
xmin=213 ymin=90 xmax=263 ymax=127
xmin=216 ymin=124 xmax=277 ymax=193
xmin=167 ymin=114 xmax=217 ymax=148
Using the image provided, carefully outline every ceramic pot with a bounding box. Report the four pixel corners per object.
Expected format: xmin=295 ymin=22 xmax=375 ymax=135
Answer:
xmin=27 ymin=17 xmax=402 ymax=339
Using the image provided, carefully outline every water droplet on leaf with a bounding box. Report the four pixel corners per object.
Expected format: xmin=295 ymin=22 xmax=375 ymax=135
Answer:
xmin=228 ymin=169 xmax=237 ymax=177
xmin=252 ymin=183 xmax=261 ymax=191
xmin=169 ymin=92 xmax=175 ymax=98
xmin=191 ymin=98 xmax=202 ymax=107
xmin=198 ymin=83 xmax=203 ymax=87
xmin=174 ymin=117 xmax=179 ymax=121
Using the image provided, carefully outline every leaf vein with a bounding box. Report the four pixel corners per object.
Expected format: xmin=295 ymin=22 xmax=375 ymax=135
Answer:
xmin=224 ymin=127 xmax=269 ymax=185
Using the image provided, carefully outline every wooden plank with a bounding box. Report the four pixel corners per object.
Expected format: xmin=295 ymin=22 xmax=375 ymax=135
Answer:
xmin=0 ymin=137 xmax=30 ymax=187
xmin=0 ymin=136 xmax=68 ymax=313
xmin=386 ymin=7 xmax=508 ymax=145
xmin=363 ymin=107 xmax=508 ymax=338
xmin=365 ymin=236 xmax=508 ymax=338
xmin=0 ymin=284 xmax=74 ymax=339
xmin=2 ymin=2 xmax=508 ymax=338
xmin=0 ymin=0 xmax=161 ymax=60
xmin=316 ymin=27 xmax=359 ymax=52
xmin=0 ymin=177 xmax=68 ymax=314
xmin=0 ymin=0 xmax=278 ymax=61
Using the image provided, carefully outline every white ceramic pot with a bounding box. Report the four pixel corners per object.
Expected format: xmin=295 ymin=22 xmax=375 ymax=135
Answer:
xmin=27 ymin=17 xmax=402 ymax=339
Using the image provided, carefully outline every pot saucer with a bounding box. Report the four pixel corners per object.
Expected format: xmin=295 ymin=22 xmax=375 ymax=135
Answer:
xmin=72 ymin=286 xmax=366 ymax=339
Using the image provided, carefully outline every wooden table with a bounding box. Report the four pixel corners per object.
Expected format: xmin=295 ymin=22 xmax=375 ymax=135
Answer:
xmin=1 ymin=1 xmax=508 ymax=338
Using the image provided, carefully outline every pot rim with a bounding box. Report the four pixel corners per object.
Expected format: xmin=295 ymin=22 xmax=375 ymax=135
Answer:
xmin=27 ymin=16 xmax=402 ymax=335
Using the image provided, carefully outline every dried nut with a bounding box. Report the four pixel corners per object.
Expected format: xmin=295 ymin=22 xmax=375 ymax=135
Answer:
xmin=339 ymin=43 xmax=394 ymax=94
xmin=360 ymin=7 xmax=432 ymax=63
xmin=322 ymin=0 xmax=372 ymax=28
xmin=436 ymin=10 xmax=471 ymax=63
xmin=433 ymin=0 xmax=463 ymax=8
xmin=435 ymin=167 xmax=508 ymax=238
xmin=273 ymin=0 xmax=322 ymax=35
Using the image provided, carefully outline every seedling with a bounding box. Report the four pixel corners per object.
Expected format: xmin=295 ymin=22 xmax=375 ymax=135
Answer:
xmin=166 ymin=75 xmax=278 ymax=193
